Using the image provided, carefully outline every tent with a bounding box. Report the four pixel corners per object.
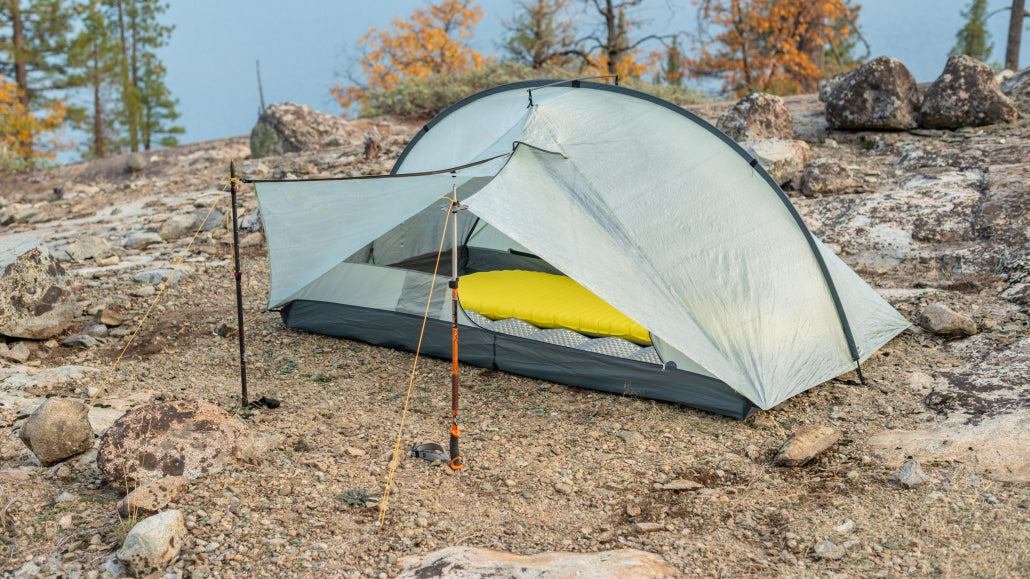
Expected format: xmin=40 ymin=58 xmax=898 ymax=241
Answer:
xmin=252 ymin=80 xmax=910 ymax=420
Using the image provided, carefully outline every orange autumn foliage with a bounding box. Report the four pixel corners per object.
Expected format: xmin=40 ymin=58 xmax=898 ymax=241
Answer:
xmin=333 ymin=0 xmax=488 ymax=110
xmin=0 ymin=75 xmax=67 ymax=165
xmin=689 ymin=0 xmax=857 ymax=96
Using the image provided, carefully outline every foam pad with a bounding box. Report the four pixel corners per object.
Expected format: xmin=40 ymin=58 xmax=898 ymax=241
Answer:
xmin=460 ymin=270 xmax=651 ymax=344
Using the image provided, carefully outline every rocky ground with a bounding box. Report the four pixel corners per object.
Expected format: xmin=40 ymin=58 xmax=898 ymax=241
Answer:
xmin=2 ymin=94 xmax=1029 ymax=579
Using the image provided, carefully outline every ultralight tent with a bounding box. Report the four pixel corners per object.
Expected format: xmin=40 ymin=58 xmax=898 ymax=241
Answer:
xmin=252 ymin=80 xmax=910 ymax=419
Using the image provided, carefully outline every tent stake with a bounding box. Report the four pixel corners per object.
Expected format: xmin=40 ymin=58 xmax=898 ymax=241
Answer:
xmin=448 ymin=184 xmax=466 ymax=471
xmin=229 ymin=161 xmax=249 ymax=407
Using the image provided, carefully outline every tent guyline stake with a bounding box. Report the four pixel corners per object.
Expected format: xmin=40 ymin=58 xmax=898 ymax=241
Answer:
xmin=229 ymin=160 xmax=249 ymax=407
xmin=376 ymin=204 xmax=454 ymax=528
xmin=448 ymin=184 xmax=467 ymax=471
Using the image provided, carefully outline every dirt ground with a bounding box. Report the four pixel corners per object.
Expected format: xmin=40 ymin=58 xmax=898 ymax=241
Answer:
xmin=1 ymin=102 xmax=1029 ymax=578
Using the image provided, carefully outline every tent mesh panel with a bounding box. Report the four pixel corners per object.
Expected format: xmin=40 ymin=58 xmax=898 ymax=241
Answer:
xmin=528 ymin=328 xmax=591 ymax=348
xmin=575 ymin=337 xmax=642 ymax=358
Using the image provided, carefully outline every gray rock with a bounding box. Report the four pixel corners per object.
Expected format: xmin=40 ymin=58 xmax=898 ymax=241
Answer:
xmin=717 ymin=93 xmax=794 ymax=141
xmin=125 ymin=153 xmax=147 ymax=173
xmin=65 ymin=236 xmax=111 ymax=262
xmin=0 ymin=239 xmax=76 ymax=339
xmin=118 ymin=476 xmax=188 ymax=517
xmin=196 ymin=208 xmax=224 ymax=232
xmin=240 ymin=208 xmax=262 ymax=231
xmin=4 ymin=341 xmax=30 ymax=363
xmin=812 ymin=540 xmax=845 ymax=560
xmin=899 ymin=459 xmax=930 ymax=488
xmin=917 ymin=303 xmax=977 ymax=337
xmin=800 ymin=159 xmax=855 ymax=197
xmin=774 ymin=425 xmax=841 ymax=466
xmin=98 ymin=400 xmax=253 ymax=490
xmin=123 ymin=232 xmax=163 ymax=250
xmin=18 ymin=398 xmax=95 ymax=465
xmin=396 ymin=546 xmax=680 ymax=579
xmin=62 ymin=334 xmax=101 ymax=348
xmin=742 ymin=139 xmax=812 ymax=187
xmin=133 ymin=268 xmax=187 ymax=285
xmin=83 ymin=323 xmax=109 ymax=338
xmin=116 ymin=510 xmax=186 ymax=577
xmin=250 ymin=102 xmax=359 ymax=159
xmin=159 ymin=214 xmax=200 ymax=241
xmin=824 ymin=56 xmax=920 ymax=130
xmin=920 ymin=55 xmax=1018 ymax=129
xmin=1000 ymin=66 xmax=1030 ymax=113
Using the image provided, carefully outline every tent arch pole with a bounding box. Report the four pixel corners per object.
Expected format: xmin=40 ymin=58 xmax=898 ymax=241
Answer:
xmin=393 ymin=80 xmax=867 ymax=383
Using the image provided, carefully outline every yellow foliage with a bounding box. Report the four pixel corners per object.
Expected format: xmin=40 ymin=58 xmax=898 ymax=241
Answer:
xmin=0 ymin=75 xmax=68 ymax=164
xmin=333 ymin=0 xmax=488 ymax=110
xmin=690 ymin=0 xmax=856 ymax=96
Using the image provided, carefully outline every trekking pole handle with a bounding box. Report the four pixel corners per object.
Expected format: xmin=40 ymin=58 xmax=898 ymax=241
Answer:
xmin=449 ymin=424 xmax=464 ymax=470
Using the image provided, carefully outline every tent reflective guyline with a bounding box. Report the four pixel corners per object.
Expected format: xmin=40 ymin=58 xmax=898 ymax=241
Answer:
xmin=247 ymin=80 xmax=910 ymax=420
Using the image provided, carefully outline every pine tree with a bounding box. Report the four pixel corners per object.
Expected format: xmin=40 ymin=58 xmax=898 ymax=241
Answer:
xmin=502 ymin=0 xmax=578 ymax=69
xmin=67 ymin=2 xmax=122 ymax=157
xmin=0 ymin=0 xmax=79 ymax=159
xmin=109 ymin=0 xmax=180 ymax=152
xmin=951 ymin=0 xmax=994 ymax=62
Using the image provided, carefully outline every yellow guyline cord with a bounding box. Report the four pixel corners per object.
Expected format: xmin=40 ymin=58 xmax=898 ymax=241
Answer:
xmin=89 ymin=179 xmax=237 ymax=407
xmin=377 ymin=197 xmax=455 ymax=528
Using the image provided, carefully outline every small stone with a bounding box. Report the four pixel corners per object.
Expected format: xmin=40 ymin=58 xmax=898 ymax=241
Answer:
xmin=98 ymin=304 xmax=125 ymax=326
xmin=661 ymin=480 xmax=704 ymax=492
xmin=279 ymin=486 xmax=292 ymax=496
xmin=917 ymin=303 xmax=977 ymax=337
xmin=83 ymin=323 xmax=109 ymax=338
xmin=630 ymin=522 xmax=664 ymax=534
xmin=118 ymin=476 xmax=188 ymax=517
xmin=5 ymin=341 xmax=31 ymax=363
xmin=773 ymin=425 xmax=841 ymax=467
xmin=123 ymin=232 xmax=163 ymax=250
xmin=626 ymin=504 xmax=641 ymax=517
xmin=812 ymin=540 xmax=845 ymax=560
xmin=835 ymin=519 xmax=856 ymax=534
xmin=346 ymin=447 xmax=366 ymax=458
xmin=130 ymin=285 xmax=156 ymax=297
xmin=133 ymin=268 xmax=188 ymax=285
xmin=117 ymin=510 xmax=186 ymax=577
xmin=56 ymin=491 xmax=77 ymax=503
xmin=125 ymin=153 xmax=147 ymax=173
xmin=159 ymin=214 xmax=199 ymax=241
xmin=620 ymin=431 xmax=645 ymax=446
xmin=899 ymin=459 xmax=930 ymax=488
xmin=63 ymin=334 xmax=101 ymax=348
xmin=96 ymin=255 xmax=120 ymax=267
xmin=554 ymin=483 xmax=574 ymax=495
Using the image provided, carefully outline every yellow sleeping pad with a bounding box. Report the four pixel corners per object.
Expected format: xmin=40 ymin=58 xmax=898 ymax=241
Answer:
xmin=459 ymin=270 xmax=651 ymax=344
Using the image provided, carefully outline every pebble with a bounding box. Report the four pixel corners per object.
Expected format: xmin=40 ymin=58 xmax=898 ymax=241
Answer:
xmin=899 ymin=459 xmax=930 ymax=488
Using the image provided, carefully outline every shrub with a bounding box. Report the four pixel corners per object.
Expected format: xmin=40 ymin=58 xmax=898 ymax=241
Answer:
xmin=356 ymin=62 xmax=710 ymax=118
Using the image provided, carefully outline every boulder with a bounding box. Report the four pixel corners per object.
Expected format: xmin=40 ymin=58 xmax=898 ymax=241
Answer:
xmin=717 ymin=93 xmax=794 ymax=141
xmin=98 ymin=400 xmax=253 ymax=490
xmin=742 ymin=139 xmax=812 ymax=187
xmin=240 ymin=208 xmax=262 ymax=232
xmin=919 ymin=55 xmax=1018 ymax=129
xmin=65 ymin=236 xmax=111 ymax=262
xmin=799 ymin=159 xmax=855 ymax=197
xmin=0 ymin=239 xmax=76 ymax=339
xmin=1000 ymin=66 xmax=1030 ymax=114
xmin=195 ymin=208 xmax=224 ymax=232
xmin=774 ymin=425 xmax=841 ymax=466
xmin=824 ymin=56 xmax=920 ymax=130
xmin=18 ymin=398 xmax=95 ymax=465
xmin=158 ymin=214 xmax=199 ymax=241
xmin=125 ymin=153 xmax=148 ymax=173
xmin=250 ymin=102 xmax=359 ymax=159
xmin=118 ymin=476 xmax=188 ymax=517
xmin=898 ymin=459 xmax=930 ymax=488
xmin=397 ymin=547 xmax=679 ymax=579
xmin=917 ymin=303 xmax=977 ymax=337
xmin=117 ymin=510 xmax=186 ymax=577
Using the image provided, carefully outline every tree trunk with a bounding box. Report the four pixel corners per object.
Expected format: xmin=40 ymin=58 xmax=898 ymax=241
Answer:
xmin=1006 ymin=0 xmax=1025 ymax=71
xmin=604 ymin=1 xmax=618 ymax=75
xmin=92 ymin=42 xmax=104 ymax=158
xmin=11 ymin=0 xmax=29 ymax=106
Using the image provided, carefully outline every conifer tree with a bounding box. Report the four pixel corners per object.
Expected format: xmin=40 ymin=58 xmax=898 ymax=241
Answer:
xmin=0 ymin=0 xmax=78 ymax=159
xmin=951 ymin=0 xmax=994 ymax=62
xmin=502 ymin=0 xmax=578 ymax=69
xmin=67 ymin=1 xmax=121 ymax=157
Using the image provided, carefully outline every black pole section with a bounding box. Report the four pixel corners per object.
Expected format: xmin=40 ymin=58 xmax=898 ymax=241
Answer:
xmin=229 ymin=161 xmax=249 ymax=407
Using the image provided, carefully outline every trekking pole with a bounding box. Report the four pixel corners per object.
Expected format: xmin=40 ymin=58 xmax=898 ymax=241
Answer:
xmin=448 ymin=184 xmax=466 ymax=471
xmin=229 ymin=161 xmax=249 ymax=407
